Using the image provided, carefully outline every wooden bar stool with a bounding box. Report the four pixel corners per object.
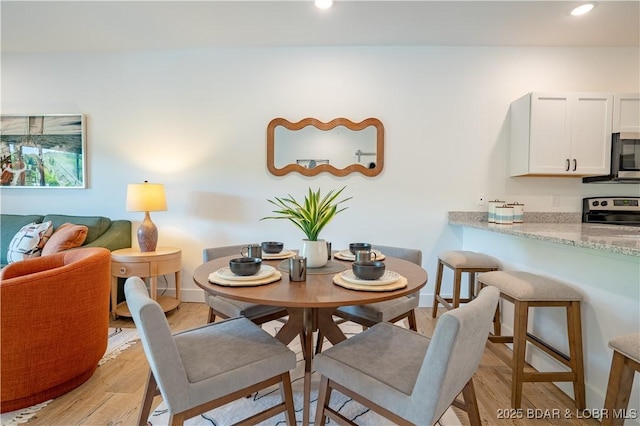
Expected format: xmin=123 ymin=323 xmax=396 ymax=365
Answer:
xmin=602 ymin=333 xmax=640 ymax=426
xmin=432 ymin=250 xmax=500 ymax=318
xmin=478 ymin=270 xmax=586 ymax=410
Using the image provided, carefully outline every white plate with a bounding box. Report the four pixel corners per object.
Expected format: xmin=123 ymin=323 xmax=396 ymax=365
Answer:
xmin=262 ymin=250 xmax=296 ymax=259
xmin=339 ymin=269 xmax=400 ymax=286
xmin=215 ymin=264 xmax=276 ymax=281
xmin=334 ymin=249 xmax=385 ymax=261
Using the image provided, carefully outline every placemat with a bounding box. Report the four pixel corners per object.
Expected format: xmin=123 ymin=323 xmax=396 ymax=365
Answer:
xmin=278 ymin=260 xmax=347 ymax=275
xmin=334 ymin=250 xmax=386 ymax=261
xmin=332 ymin=274 xmax=407 ymax=291
xmin=209 ymin=270 xmax=283 ymax=287
xmin=262 ymin=250 xmax=296 ymax=260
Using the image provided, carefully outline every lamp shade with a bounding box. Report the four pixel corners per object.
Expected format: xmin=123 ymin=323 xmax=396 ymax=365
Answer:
xmin=126 ymin=182 xmax=167 ymax=212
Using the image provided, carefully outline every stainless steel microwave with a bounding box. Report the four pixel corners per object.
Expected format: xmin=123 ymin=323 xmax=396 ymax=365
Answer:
xmin=583 ymin=132 xmax=640 ymax=183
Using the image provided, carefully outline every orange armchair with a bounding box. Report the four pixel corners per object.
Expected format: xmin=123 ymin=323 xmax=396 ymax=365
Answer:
xmin=0 ymin=247 xmax=111 ymax=413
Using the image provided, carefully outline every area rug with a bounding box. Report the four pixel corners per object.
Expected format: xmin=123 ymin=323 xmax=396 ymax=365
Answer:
xmin=0 ymin=327 xmax=139 ymax=425
xmin=147 ymin=320 xmax=462 ymax=426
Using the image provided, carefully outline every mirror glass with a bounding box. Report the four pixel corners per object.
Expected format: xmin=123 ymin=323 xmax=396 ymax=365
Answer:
xmin=267 ymin=117 xmax=384 ymax=177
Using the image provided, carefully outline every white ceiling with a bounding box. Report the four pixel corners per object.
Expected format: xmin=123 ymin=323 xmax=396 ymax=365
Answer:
xmin=1 ymin=1 xmax=639 ymax=54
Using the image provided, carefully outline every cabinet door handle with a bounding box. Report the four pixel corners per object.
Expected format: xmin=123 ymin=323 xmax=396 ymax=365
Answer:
xmin=565 ymin=159 xmax=570 ymax=172
xmin=120 ymin=267 xmax=127 ymax=274
xmin=572 ymin=159 xmax=577 ymax=172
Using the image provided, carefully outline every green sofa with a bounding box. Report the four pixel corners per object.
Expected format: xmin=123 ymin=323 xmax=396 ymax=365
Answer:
xmin=1 ymin=214 xmax=131 ymax=266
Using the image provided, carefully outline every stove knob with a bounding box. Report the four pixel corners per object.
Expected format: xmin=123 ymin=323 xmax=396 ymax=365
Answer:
xmin=601 ymin=201 xmax=608 ymax=207
xmin=592 ymin=201 xmax=600 ymax=206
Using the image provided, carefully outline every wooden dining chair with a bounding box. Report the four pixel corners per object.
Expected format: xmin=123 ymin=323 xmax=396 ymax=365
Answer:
xmin=125 ymin=277 xmax=296 ymax=425
xmin=314 ymin=285 xmax=500 ymax=426
xmin=316 ymin=245 xmax=422 ymax=353
xmin=203 ymin=245 xmax=288 ymax=325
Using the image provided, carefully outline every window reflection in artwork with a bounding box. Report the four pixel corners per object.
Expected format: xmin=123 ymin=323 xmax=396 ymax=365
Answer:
xmin=0 ymin=114 xmax=86 ymax=188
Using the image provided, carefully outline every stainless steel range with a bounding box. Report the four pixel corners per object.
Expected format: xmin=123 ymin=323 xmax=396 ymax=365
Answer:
xmin=582 ymin=197 xmax=640 ymax=226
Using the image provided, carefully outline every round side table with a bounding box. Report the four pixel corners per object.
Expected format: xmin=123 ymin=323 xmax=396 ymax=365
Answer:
xmin=110 ymin=246 xmax=182 ymax=319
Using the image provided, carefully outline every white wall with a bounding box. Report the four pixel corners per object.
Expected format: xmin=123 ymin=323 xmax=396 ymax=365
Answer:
xmin=1 ymin=46 xmax=639 ymax=302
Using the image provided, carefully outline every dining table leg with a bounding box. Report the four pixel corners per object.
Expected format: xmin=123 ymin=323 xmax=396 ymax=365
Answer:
xmin=273 ymin=307 xmax=347 ymax=426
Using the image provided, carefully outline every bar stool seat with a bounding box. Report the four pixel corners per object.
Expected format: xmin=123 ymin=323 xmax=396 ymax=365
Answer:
xmin=603 ymin=333 xmax=640 ymax=426
xmin=478 ymin=270 xmax=586 ymax=410
xmin=479 ymin=270 xmax=583 ymax=301
xmin=432 ymin=250 xmax=500 ymax=318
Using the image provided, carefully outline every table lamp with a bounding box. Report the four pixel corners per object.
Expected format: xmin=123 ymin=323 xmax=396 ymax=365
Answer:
xmin=126 ymin=181 xmax=167 ymax=252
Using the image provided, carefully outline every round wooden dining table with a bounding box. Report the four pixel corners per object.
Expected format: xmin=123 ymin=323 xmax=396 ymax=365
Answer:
xmin=193 ymin=254 xmax=428 ymax=426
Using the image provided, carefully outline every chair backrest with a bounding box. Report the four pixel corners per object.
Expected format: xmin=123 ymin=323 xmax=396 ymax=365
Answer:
xmin=413 ymin=285 xmax=500 ymax=424
xmin=371 ymin=244 xmax=422 ymax=266
xmin=203 ymin=244 xmax=248 ymax=263
xmin=124 ymin=277 xmax=190 ymax=411
xmin=372 ymin=245 xmax=422 ymax=300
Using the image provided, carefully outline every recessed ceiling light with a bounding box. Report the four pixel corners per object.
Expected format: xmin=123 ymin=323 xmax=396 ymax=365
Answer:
xmin=315 ymin=0 xmax=333 ymax=10
xmin=571 ymin=3 xmax=595 ymax=16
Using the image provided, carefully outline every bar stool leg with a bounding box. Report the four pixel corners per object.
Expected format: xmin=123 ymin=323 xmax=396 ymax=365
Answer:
xmin=432 ymin=260 xmax=444 ymax=318
xmin=567 ymin=301 xmax=586 ymax=409
xmin=493 ymin=299 xmax=501 ymax=337
xmin=481 ymin=282 xmax=502 ymax=337
xmin=602 ymin=352 xmax=636 ymax=426
xmin=512 ymin=301 xmax=529 ymax=409
xmin=468 ymin=271 xmax=476 ymax=300
xmin=452 ymin=268 xmax=463 ymax=309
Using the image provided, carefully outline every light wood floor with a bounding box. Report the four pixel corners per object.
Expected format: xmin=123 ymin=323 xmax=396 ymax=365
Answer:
xmin=17 ymin=303 xmax=600 ymax=426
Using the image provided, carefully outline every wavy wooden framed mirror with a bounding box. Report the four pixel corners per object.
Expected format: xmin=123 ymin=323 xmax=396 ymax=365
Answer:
xmin=267 ymin=117 xmax=384 ymax=177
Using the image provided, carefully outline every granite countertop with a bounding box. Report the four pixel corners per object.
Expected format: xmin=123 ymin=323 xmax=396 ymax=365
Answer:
xmin=448 ymin=212 xmax=640 ymax=257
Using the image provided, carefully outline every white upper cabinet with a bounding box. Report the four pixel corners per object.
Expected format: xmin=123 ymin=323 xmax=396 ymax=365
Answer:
xmin=613 ymin=93 xmax=640 ymax=133
xmin=510 ymin=92 xmax=613 ymax=177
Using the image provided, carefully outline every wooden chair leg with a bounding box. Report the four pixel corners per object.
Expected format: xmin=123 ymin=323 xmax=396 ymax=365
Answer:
xmin=432 ymin=260 xmax=444 ymax=318
xmin=315 ymin=375 xmax=332 ymax=425
xmin=138 ymin=370 xmax=159 ymax=426
xmin=511 ymin=301 xmax=528 ymax=409
xmin=315 ymin=331 xmax=324 ymax=355
xmin=461 ymin=378 xmax=481 ymax=426
xmin=407 ymin=309 xmax=417 ymax=331
xmin=279 ymin=372 xmax=296 ymax=425
xmin=207 ymin=307 xmax=216 ymax=324
xmin=602 ymin=351 xmax=636 ymax=426
xmin=567 ymin=301 xmax=586 ymax=409
xmin=169 ymin=412 xmax=185 ymax=426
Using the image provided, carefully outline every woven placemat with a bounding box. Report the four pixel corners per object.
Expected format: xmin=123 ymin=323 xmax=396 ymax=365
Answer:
xmin=278 ymin=259 xmax=347 ymax=275
xmin=333 ymin=274 xmax=408 ymax=292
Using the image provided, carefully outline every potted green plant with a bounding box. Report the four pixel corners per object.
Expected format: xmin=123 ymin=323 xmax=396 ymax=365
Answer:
xmin=261 ymin=186 xmax=351 ymax=267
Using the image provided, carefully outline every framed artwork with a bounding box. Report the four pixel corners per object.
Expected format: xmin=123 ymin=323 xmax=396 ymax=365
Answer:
xmin=0 ymin=114 xmax=86 ymax=188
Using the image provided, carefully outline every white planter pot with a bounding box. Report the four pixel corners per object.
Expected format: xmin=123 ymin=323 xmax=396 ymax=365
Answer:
xmin=300 ymin=239 xmax=328 ymax=268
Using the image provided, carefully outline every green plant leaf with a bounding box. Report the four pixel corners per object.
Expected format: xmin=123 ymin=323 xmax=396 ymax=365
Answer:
xmin=260 ymin=186 xmax=351 ymax=240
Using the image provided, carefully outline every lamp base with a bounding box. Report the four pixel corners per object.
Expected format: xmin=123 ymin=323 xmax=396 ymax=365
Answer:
xmin=137 ymin=211 xmax=158 ymax=252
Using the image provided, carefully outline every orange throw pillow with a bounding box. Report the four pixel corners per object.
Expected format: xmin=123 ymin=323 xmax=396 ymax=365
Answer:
xmin=42 ymin=223 xmax=88 ymax=255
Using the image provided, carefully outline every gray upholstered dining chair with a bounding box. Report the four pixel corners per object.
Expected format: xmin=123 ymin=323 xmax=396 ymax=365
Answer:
xmin=203 ymin=245 xmax=288 ymax=324
xmin=314 ymin=285 xmax=500 ymax=426
xmin=124 ymin=277 xmax=296 ymax=426
xmin=316 ymin=245 xmax=422 ymax=352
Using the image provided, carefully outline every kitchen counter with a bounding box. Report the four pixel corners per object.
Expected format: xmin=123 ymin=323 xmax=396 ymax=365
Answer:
xmin=448 ymin=211 xmax=640 ymax=257
xmin=448 ymin=211 xmax=639 ymax=416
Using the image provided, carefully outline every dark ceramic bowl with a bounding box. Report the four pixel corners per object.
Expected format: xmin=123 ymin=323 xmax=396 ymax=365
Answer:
xmin=352 ymin=260 xmax=386 ymax=280
xmin=349 ymin=242 xmax=372 ymax=255
xmin=261 ymin=241 xmax=284 ymax=254
xmin=229 ymin=257 xmax=262 ymax=276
